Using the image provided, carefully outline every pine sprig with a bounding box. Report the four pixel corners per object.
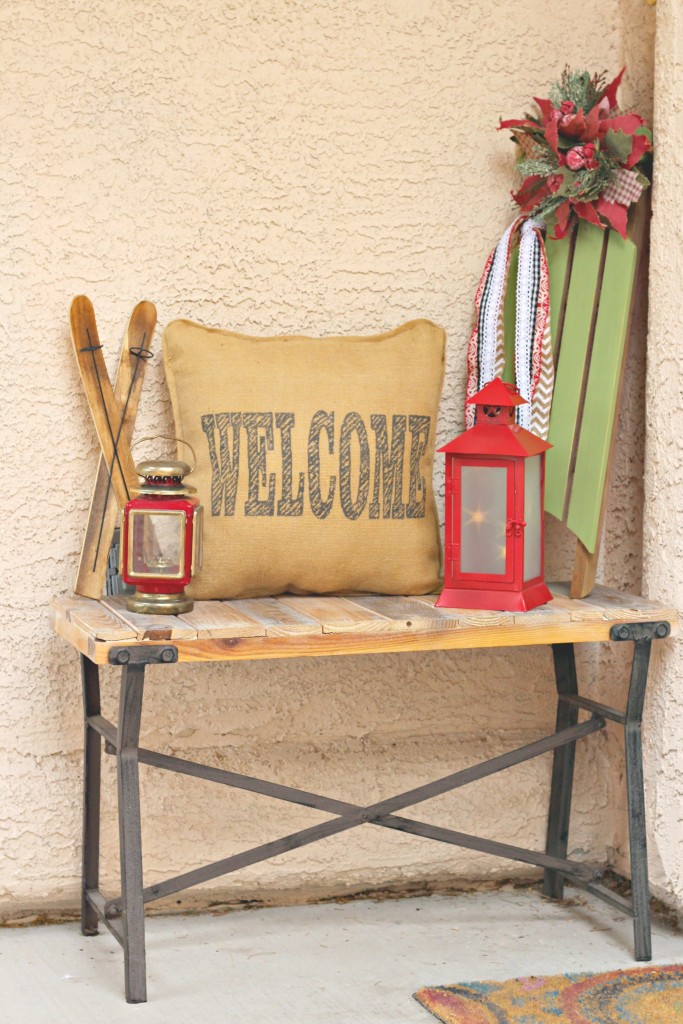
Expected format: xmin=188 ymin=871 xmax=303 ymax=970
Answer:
xmin=517 ymin=157 xmax=557 ymax=178
xmin=549 ymin=67 xmax=607 ymax=112
xmin=527 ymin=193 xmax=568 ymax=220
xmin=569 ymin=166 xmax=610 ymax=201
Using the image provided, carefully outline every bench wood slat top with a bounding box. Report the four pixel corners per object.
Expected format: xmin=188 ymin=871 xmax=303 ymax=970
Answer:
xmin=277 ymin=595 xmax=395 ymax=633
xmin=228 ymin=598 xmax=323 ymax=637
xmin=342 ymin=595 xmax=462 ymax=631
xmin=167 ymin=601 xmax=267 ymax=640
xmin=50 ymin=586 xmax=678 ymax=666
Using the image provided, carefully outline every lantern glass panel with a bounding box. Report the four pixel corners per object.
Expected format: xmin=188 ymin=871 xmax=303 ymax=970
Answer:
xmin=523 ymin=456 xmax=542 ymax=581
xmin=460 ymin=465 xmax=508 ymax=575
xmin=192 ymin=505 xmax=204 ymax=575
xmin=129 ymin=510 xmax=185 ymax=577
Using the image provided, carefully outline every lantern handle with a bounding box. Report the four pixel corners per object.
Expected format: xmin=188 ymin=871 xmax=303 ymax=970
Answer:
xmin=130 ymin=436 xmax=197 ymax=475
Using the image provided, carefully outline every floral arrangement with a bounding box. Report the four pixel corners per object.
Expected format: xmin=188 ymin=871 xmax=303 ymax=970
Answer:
xmin=500 ymin=68 xmax=652 ymax=238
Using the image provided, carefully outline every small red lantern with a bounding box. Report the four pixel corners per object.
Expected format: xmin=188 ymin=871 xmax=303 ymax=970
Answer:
xmin=120 ymin=438 xmax=203 ymax=615
xmin=437 ymin=378 xmax=552 ymax=612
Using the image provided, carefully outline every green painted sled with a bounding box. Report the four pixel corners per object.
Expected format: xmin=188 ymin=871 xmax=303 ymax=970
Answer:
xmin=503 ymin=206 xmax=646 ymax=598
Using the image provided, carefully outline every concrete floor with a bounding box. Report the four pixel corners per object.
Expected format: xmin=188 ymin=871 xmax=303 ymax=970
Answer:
xmin=2 ymin=886 xmax=682 ymax=1024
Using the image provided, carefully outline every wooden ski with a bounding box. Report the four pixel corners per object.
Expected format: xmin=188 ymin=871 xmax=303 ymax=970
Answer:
xmin=71 ymin=296 xmax=157 ymax=598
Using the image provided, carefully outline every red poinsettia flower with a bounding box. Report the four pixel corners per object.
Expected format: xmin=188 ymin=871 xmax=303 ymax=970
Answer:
xmin=596 ymin=196 xmax=629 ymax=236
xmin=553 ymin=200 xmax=572 ymax=239
xmin=511 ymin=175 xmax=548 ymax=213
xmin=499 ymin=117 xmax=541 ymax=132
xmin=603 ymin=66 xmax=625 ymax=108
xmin=531 ymin=96 xmax=561 ymax=154
xmin=573 ymin=202 xmax=602 ymax=227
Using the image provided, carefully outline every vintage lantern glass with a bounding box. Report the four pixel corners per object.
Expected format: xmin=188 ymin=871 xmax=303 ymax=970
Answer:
xmin=437 ymin=378 xmax=552 ymax=612
xmin=120 ymin=438 xmax=203 ymax=615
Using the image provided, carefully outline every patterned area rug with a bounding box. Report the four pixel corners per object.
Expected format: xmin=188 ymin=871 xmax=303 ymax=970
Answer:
xmin=414 ymin=964 xmax=683 ymax=1023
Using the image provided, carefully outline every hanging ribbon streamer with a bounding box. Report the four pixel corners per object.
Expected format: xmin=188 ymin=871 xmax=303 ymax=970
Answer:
xmin=465 ymin=217 xmax=554 ymax=438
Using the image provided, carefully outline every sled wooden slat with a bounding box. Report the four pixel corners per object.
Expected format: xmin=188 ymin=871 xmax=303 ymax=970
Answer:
xmin=566 ymin=230 xmax=637 ymax=552
xmin=545 ymin=221 xmax=607 ymax=521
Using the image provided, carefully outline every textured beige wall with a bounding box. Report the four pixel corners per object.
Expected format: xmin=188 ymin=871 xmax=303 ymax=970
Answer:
xmin=641 ymin=0 xmax=683 ymax=916
xmin=0 ymin=0 xmax=661 ymax=913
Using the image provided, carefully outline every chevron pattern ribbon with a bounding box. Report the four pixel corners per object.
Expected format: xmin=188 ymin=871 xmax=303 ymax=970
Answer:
xmin=466 ymin=217 xmax=554 ymax=438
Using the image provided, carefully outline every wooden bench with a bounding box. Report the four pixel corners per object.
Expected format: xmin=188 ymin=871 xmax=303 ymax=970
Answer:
xmin=51 ymin=584 xmax=678 ymax=1003
xmin=58 ymin=236 xmax=662 ymax=1004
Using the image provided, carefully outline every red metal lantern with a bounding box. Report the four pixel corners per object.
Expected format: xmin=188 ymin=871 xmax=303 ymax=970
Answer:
xmin=437 ymin=378 xmax=552 ymax=612
xmin=120 ymin=438 xmax=203 ymax=614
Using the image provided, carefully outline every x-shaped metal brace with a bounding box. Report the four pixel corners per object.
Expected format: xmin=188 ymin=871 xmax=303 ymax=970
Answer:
xmin=95 ymin=707 xmax=603 ymax=918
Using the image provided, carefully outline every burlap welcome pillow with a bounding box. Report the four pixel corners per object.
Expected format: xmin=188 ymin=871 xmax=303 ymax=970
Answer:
xmin=163 ymin=319 xmax=446 ymax=599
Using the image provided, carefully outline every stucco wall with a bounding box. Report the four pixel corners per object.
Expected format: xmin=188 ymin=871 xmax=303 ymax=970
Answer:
xmin=0 ymin=0 xmax=663 ymax=913
xmin=641 ymin=0 xmax=683 ymax=916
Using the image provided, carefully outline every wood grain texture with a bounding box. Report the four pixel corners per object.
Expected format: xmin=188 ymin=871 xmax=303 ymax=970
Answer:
xmin=69 ymin=599 xmax=137 ymax=641
xmin=70 ymin=296 xmax=139 ymax=508
xmin=570 ymin=539 xmax=599 ymax=601
xmin=101 ymin=596 xmax=197 ymax=641
xmin=550 ymin=582 xmax=678 ymax=622
xmin=177 ymin=602 xmax=266 ymax=639
xmin=50 ymin=601 xmax=97 ymax=661
xmin=74 ymin=300 xmax=156 ymax=600
xmin=53 ymin=616 xmax=673 ymax=666
xmin=277 ymin=595 xmax=392 ymax=633
xmin=343 ymin=595 xmax=460 ymax=631
xmin=545 ymin=587 xmax=601 ymax=621
xmin=411 ymin=594 xmax=511 ymax=627
xmin=229 ymin=598 xmax=322 ymax=636
xmin=51 ymin=588 xmax=679 ymax=666
xmin=511 ymin=600 xmax=577 ymax=628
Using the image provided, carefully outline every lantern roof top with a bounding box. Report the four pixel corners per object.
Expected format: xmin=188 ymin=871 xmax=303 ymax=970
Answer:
xmin=438 ymin=423 xmax=551 ymax=457
xmin=466 ymin=377 xmax=526 ymax=407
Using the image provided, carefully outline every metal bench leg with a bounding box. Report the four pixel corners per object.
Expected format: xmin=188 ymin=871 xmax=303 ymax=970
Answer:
xmin=81 ymin=656 xmax=101 ymax=936
xmin=625 ymin=637 xmax=652 ymax=961
xmin=117 ymin=664 xmax=147 ymax=1003
xmin=543 ymin=643 xmax=579 ymax=899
